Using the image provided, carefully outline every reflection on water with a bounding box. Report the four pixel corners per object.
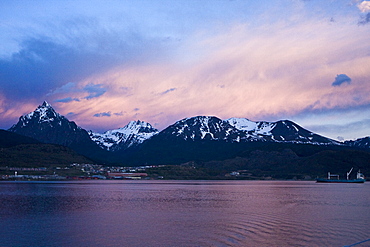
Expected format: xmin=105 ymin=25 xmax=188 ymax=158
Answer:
xmin=0 ymin=181 xmax=369 ymax=246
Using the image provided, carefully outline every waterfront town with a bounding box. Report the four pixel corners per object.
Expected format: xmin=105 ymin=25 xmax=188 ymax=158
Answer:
xmin=0 ymin=163 xmax=160 ymax=180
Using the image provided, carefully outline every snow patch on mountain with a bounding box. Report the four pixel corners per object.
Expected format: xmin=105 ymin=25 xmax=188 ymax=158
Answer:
xmin=225 ymin=118 xmax=258 ymax=131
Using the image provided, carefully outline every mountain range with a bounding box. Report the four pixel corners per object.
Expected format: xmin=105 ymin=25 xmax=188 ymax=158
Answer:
xmin=5 ymin=101 xmax=370 ymax=177
xmin=9 ymin=102 xmax=349 ymax=153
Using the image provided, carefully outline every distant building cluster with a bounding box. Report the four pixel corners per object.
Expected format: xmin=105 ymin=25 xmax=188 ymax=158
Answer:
xmin=0 ymin=163 xmax=163 ymax=180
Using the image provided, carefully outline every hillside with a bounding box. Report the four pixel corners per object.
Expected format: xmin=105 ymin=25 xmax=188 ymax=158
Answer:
xmin=0 ymin=129 xmax=93 ymax=170
xmin=122 ymin=140 xmax=370 ymax=179
xmin=0 ymin=143 xmax=93 ymax=168
xmin=0 ymin=129 xmax=40 ymax=148
xmin=197 ymin=143 xmax=370 ymax=179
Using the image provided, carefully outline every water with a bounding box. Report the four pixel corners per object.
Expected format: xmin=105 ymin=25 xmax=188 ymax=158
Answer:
xmin=0 ymin=180 xmax=369 ymax=247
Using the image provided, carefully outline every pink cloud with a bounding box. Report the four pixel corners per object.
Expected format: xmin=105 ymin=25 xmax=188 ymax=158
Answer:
xmin=52 ymin=19 xmax=369 ymax=132
xmin=5 ymin=17 xmax=369 ymax=135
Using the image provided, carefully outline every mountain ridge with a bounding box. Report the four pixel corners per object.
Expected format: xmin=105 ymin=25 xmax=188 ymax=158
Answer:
xmin=140 ymin=116 xmax=340 ymax=146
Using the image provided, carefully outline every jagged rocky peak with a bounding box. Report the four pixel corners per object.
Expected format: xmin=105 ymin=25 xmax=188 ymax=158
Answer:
xmin=41 ymin=100 xmax=51 ymax=107
xmin=8 ymin=101 xmax=93 ymax=149
xmin=23 ymin=101 xmax=61 ymax=123
xmin=101 ymin=120 xmax=158 ymax=137
xmin=35 ymin=101 xmax=54 ymax=112
xmin=9 ymin=101 xmax=80 ymax=133
xmin=9 ymin=101 xmax=69 ymax=132
xmin=88 ymin=120 xmax=159 ymax=151
xmin=117 ymin=120 xmax=158 ymax=134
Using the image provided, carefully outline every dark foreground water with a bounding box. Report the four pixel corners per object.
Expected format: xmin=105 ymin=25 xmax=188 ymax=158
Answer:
xmin=0 ymin=180 xmax=369 ymax=247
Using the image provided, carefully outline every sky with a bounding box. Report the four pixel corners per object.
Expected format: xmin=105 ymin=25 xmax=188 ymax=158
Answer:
xmin=0 ymin=0 xmax=370 ymax=141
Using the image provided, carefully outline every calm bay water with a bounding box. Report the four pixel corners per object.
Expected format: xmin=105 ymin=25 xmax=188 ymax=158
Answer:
xmin=0 ymin=180 xmax=369 ymax=247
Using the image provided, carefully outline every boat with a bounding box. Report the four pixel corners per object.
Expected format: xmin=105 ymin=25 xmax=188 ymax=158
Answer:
xmin=316 ymin=167 xmax=365 ymax=183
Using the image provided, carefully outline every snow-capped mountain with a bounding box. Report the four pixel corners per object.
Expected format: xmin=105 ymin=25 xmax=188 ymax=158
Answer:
xmin=89 ymin=120 xmax=159 ymax=151
xmin=8 ymin=101 xmax=107 ymax=159
xmin=226 ymin=118 xmax=340 ymax=145
xmin=11 ymin=101 xmax=66 ymax=128
xmin=9 ymin=101 xmax=83 ymax=145
xmin=345 ymin=137 xmax=370 ymax=149
xmin=151 ymin=116 xmax=338 ymax=145
xmin=157 ymin=116 xmax=242 ymax=141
